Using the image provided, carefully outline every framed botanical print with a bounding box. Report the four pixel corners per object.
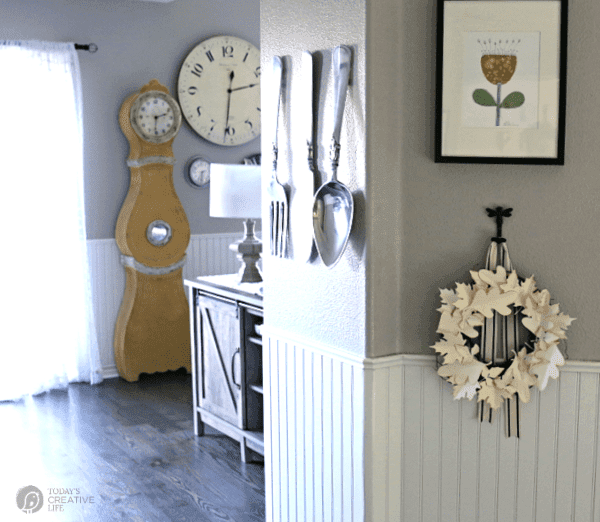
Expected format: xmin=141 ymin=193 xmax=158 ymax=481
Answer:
xmin=435 ymin=0 xmax=568 ymax=164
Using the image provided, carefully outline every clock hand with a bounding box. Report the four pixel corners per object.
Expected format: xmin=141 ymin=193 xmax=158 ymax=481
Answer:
xmin=224 ymin=70 xmax=235 ymax=142
xmin=152 ymin=112 xmax=170 ymax=134
xmin=228 ymin=83 xmax=258 ymax=93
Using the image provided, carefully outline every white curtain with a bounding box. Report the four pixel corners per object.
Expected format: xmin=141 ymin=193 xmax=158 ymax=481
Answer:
xmin=0 ymin=41 xmax=103 ymax=401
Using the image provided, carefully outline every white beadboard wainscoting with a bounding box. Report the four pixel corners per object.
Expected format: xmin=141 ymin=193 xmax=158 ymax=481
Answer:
xmin=88 ymin=233 xmax=241 ymax=378
xmin=264 ymin=328 xmax=600 ymax=522
xmin=264 ymin=329 xmax=367 ymax=522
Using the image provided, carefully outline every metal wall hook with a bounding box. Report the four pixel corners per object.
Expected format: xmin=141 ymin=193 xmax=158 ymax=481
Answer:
xmin=486 ymin=206 xmax=513 ymax=243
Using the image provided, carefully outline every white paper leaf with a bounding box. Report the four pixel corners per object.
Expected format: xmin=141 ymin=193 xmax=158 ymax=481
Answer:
xmin=455 ymin=283 xmax=475 ymax=310
xmin=453 ymin=381 xmax=480 ymax=400
xmin=470 ymin=287 xmax=516 ymax=318
xmin=531 ymin=344 xmax=565 ymax=390
xmin=470 ymin=270 xmax=488 ymax=290
xmin=440 ymin=288 xmax=460 ymax=306
xmin=478 ymin=266 xmax=507 ymax=287
xmin=438 ymin=359 xmax=486 ymax=386
xmin=500 ymin=270 xmax=520 ymax=293
xmin=516 ymin=276 xmax=538 ymax=307
xmin=477 ymin=379 xmax=514 ymax=410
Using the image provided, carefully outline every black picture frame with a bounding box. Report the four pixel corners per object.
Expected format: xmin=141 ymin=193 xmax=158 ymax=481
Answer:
xmin=434 ymin=0 xmax=568 ymax=165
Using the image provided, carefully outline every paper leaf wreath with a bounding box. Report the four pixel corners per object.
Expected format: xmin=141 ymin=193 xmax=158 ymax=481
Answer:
xmin=433 ymin=265 xmax=574 ymax=411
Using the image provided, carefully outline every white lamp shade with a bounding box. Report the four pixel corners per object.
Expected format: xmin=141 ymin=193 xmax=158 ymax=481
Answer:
xmin=209 ymin=164 xmax=262 ymax=219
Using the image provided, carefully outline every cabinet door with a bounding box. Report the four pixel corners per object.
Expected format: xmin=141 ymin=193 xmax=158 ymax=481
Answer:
xmin=197 ymin=294 xmax=242 ymax=428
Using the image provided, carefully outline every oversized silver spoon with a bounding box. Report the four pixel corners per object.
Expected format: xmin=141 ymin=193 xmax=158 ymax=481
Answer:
xmin=312 ymin=45 xmax=353 ymax=268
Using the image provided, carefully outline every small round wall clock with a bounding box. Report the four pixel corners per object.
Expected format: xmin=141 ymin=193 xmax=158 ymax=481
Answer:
xmin=130 ymin=90 xmax=182 ymax=143
xmin=185 ymin=156 xmax=211 ymax=188
xmin=177 ymin=35 xmax=261 ymax=147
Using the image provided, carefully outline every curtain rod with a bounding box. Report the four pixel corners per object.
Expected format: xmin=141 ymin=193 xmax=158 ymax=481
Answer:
xmin=74 ymin=43 xmax=98 ymax=53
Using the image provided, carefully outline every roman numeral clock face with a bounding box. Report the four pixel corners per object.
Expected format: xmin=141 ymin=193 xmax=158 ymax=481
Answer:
xmin=178 ymin=36 xmax=261 ymax=147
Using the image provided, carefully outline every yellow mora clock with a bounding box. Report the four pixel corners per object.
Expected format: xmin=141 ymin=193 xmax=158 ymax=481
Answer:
xmin=115 ymin=79 xmax=191 ymax=382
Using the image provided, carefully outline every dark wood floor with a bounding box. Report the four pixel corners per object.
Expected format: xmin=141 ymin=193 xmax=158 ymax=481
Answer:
xmin=1 ymin=370 xmax=265 ymax=521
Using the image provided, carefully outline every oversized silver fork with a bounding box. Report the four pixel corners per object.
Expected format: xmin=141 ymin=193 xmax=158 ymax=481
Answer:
xmin=267 ymin=55 xmax=288 ymax=258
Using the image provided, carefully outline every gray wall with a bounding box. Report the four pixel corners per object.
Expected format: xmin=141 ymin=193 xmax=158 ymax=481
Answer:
xmin=262 ymin=0 xmax=600 ymax=362
xmin=1 ymin=0 xmax=260 ymax=239
xmin=5 ymin=0 xmax=598 ymax=362
xmin=390 ymin=0 xmax=599 ymax=361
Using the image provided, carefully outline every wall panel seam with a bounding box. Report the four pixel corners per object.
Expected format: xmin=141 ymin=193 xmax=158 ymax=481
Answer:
xmin=350 ymin=366 xmax=355 ymax=522
xmin=386 ymin=367 xmax=390 ymax=522
xmin=552 ymin=377 xmax=561 ymax=522
xmin=419 ymin=366 xmax=424 ymax=522
xmin=571 ymin=373 xmax=581 ymax=522
xmin=401 ymin=364 xmax=406 ymax=521
xmin=457 ymin=399 xmax=462 ymax=522
xmin=320 ymin=353 xmax=324 ymax=522
xmin=532 ymin=385 xmax=541 ymax=522
xmin=341 ymin=359 xmax=345 ymax=522
xmin=590 ymin=375 xmax=600 ymax=522
xmin=513 ymin=429 xmax=519 ymax=522
xmin=267 ymin=338 xmax=274 ymax=522
xmin=277 ymin=340 xmax=283 ymax=522
xmin=311 ymin=350 xmax=316 ymax=522
xmin=302 ymin=347 xmax=307 ymax=522
xmin=329 ymin=358 xmax=333 ymax=522
xmin=495 ymin=406 xmax=501 ymax=522
xmin=438 ymin=376 xmax=443 ymax=522
xmin=282 ymin=343 xmax=295 ymax=521
xmin=476 ymin=398 xmax=481 ymax=521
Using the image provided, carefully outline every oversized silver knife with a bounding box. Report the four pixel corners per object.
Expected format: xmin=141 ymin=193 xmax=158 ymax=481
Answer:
xmin=302 ymin=51 xmax=315 ymax=180
xmin=300 ymin=50 xmax=317 ymax=262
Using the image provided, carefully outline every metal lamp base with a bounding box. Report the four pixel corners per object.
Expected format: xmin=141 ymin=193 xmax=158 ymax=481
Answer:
xmin=230 ymin=218 xmax=262 ymax=284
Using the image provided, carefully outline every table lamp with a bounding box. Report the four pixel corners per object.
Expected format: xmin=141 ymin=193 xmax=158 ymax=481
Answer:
xmin=210 ymin=164 xmax=262 ymax=283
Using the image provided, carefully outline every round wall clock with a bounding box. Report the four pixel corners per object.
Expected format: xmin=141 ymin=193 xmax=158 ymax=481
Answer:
xmin=185 ymin=156 xmax=211 ymax=188
xmin=178 ymin=35 xmax=261 ymax=147
xmin=130 ymin=90 xmax=182 ymax=143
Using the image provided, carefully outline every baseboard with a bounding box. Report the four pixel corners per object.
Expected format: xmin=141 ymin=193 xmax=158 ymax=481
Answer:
xmin=101 ymin=365 xmax=120 ymax=380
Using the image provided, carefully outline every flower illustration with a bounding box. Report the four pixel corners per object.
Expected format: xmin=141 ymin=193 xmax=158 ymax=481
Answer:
xmin=473 ymin=39 xmax=525 ymax=126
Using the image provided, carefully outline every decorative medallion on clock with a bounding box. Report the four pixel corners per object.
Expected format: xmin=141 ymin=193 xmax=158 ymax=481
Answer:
xmin=178 ymin=35 xmax=261 ymax=146
xmin=146 ymin=220 xmax=173 ymax=246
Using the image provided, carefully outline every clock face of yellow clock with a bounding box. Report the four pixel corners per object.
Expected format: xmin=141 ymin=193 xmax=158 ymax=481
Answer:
xmin=130 ymin=90 xmax=182 ymax=143
xmin=178 ymin=35 xmax=261 ymax=147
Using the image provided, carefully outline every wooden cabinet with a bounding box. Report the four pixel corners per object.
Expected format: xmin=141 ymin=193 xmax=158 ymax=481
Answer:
xmin=185 ymin=275 xmax=263 ymax=462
